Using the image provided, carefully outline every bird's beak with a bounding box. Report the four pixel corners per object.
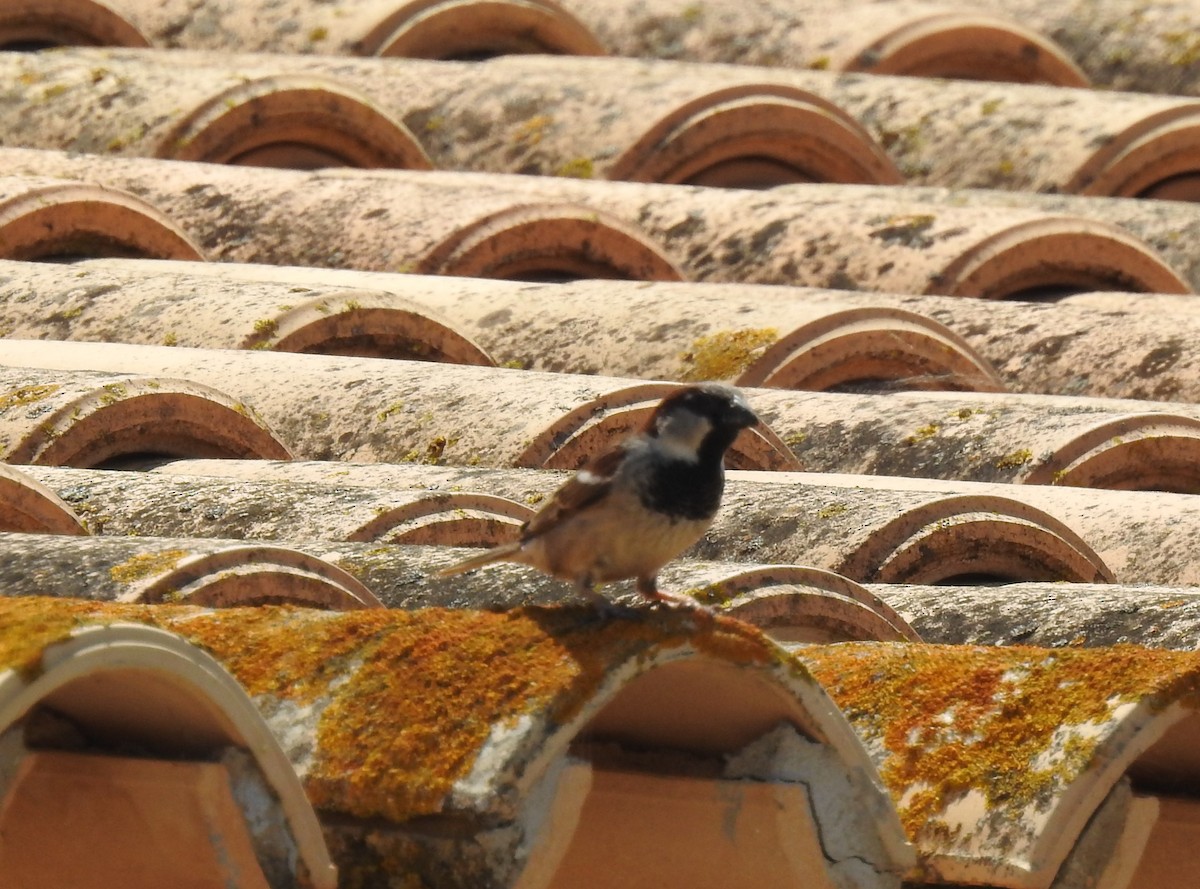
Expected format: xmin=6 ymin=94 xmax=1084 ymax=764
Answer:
xmin=730 ymin=403 xmax=759 ymax=429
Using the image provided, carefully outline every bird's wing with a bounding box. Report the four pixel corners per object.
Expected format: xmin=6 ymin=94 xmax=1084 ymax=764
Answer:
xmin=521 ymin=446 xmax=624 ymax=539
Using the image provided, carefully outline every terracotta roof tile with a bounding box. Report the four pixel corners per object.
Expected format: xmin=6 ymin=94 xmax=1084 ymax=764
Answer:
xmin=0 ymin=259 xmax=495 ymax=363
xmin=0 ymin=174 xmax=202 ymax=261
xmin=0 ymin=594 xmax=915 ymax=886
xmin=77 ymin=258 xmax=1200 ymax=404
xmin=6 ymin=5 xmax=1200 ymax=883
xmin=0 ymin=531 xmax=380 ymax=609
xmin=1 ymin=150 xmax=1193 ymax=295
xmin=881 ymin=582 xmax=1200 ymax=650
xmin=797 ymin=641 xmax=1200 ymax=885
xmin=0 ymin=364 xmax=290 ymax=466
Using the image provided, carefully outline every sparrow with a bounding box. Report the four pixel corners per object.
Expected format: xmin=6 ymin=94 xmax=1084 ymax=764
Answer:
xmin=437 ymin=383 xmax=758 ymax=610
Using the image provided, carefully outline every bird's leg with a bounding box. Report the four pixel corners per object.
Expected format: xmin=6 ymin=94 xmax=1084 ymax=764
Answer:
xmin=576 ymin=576 xmax=638 ymax=619
xmin=636 ymin=576 xmax=713 ymax=614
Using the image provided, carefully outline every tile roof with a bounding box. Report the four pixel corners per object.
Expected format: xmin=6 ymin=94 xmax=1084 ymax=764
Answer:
xmin=4 ymin=4 xmax=1200 ymax=886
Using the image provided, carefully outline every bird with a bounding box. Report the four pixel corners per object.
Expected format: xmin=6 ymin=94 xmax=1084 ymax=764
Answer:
xmin=437 ymin=383 xmax=758 ymax=610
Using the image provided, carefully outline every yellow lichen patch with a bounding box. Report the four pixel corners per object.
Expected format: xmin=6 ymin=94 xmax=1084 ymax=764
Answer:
xmin=514 ymin=114 xmax=553 ymax=147
xmin=247 ymin=318 xmax=279 ymax=349
xmin=905 ymin=423 xmax=939 ymax=445
xmin=376 ymin=401 xmax=404 ymax=423
xmin=995 ymin=448 xmax=1033 ymax=470
xmin=680 ymin=328 xmax=778 ymax=382
xmin=109 ymin=549 xmax=189 ymax=583
xmin=1 ymin=383 xmax=60 ymax=413
xmin=798 ymin=643 xmax=1200 ymax=841
xmin=686 ymin=582 xmax=736 ymax=607
xmin=556 ymin=157 xmax=594 ymax=179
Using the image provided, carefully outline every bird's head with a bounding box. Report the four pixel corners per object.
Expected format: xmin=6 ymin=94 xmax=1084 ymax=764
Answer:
xmin=644 ymin=383 xmax=758 ymax=463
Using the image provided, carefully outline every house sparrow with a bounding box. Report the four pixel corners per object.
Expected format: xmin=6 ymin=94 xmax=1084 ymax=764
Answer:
xmin=437 ymin=383 xmax=758 ymax=610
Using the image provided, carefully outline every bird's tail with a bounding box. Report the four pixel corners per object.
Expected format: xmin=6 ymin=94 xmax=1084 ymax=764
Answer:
xmin=435 ymin=541 xmax=523 ymax=578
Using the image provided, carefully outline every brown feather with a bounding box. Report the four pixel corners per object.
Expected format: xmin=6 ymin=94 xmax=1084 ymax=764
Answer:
xmin=521 ymin=448 xmax=622 ymax=539
xmin=435 ymin=540 xmax=522 ymax=577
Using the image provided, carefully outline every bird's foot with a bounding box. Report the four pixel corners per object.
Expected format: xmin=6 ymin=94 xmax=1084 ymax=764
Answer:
xmin=640 ymin=588 xmax=716 ymax=616
xmin=577 ymin=585 xmax=641 ymax=620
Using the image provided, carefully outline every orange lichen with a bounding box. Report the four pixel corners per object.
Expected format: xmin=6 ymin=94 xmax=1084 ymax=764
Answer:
xmin=0 ymin=597 xmax=793 ymax=824
xmin=302 ymin=606 xmax=790 ymax=821
xmin=798 ymin=643 xmax=1200 ymax=841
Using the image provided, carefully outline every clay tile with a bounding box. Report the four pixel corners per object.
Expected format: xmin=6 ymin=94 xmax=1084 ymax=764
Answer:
xmin=153 ymin=460 xmax=1200 ymax=587
xmin=23 ymin=464 xmax=531 ymax=547
xmin=878 ymin=582 xmax=1200 ymax=649
xmin=806 ymin=72 xmax=1200 ymax=199
xmin=837 ymin=5 xmax=1089 ymax=85
xmin=925 ymin=216 xmax=1190 ymax=298
xmin=0 ymin=365 xmax=291 ymax=467
xmin=0 ymin=464 xmax=87 ymax=535
xmin=332 ymin=53 xmax=900 ymax=187
xmin=3 ymin=151 xmax=1193 ymax=294
xmin=970 ymin=0 xmax=1200 ymax=96
xmin=0 ymin=176 xmax=202 ymax=261
xmin=816 ymin=183 xmax=1200 ymax=294
xmin=661 ymin=562 xmax=920 ymax=642
xmin=0 ymin=600 xmax=336 ymax=888
xmin=358 ymin=0 xmax=605 ymax=58
xmin=606 ymin=84 xmax=902 ymax=188
xmin=748 ymin=387 xmax=1200 ymax=492
xmin=687 ymin=474 xmax=1112 ymax=584
xmin=417 ymin=203 xmax=683 ymax=281
xmin=0 ymin=340 xmax=795 ymax=467
xmin=1021 ymin=414 xmax=1200 ymax=492
xmin=4 ymin=49 xmax=901 ymax=188
xmin=797 ymin=642 xmax=1200 ymax=888
xmin=355 ymin=491 xmax=532 ymax=546
xmin=560 ymin=0 xmax=1083 ymax=86
xmin=0 ymin=0 xmax=149 ymax=49
xmin=852 ymin=288 xmax=1200 ymax=404
xmin=1066 ymin=107 xmax=1200 ymax=200
xmin=836 ymin=492 xmax=1114 ymax=584
xmin=107 ymin=0 xmax=602 ymax=58
xmin=159 ymin=74 xmax=433 ymax=170
xmin=0 ymin=260 xmax=495 ymax=363
xmin=707 ymin=304 xmax=1002 ymax=392
xmin=0 ymin=533 xmax=381 ymax=609
xmin=18 ymin=599 xmax=911 ymax=885
xmin=79 ymin=261 xmax=1002 ymax=393
xmin=515 ymin=381 xmax=799 ymax=471
xmin=0 ymin=50 xmax=431 ymax=170
xmin=792 ymin=471 xmax=1200 ymax=588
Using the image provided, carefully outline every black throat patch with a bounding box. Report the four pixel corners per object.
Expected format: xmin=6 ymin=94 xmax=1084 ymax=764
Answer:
xmin=639 ymin=455 xmax=725 ymax=522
